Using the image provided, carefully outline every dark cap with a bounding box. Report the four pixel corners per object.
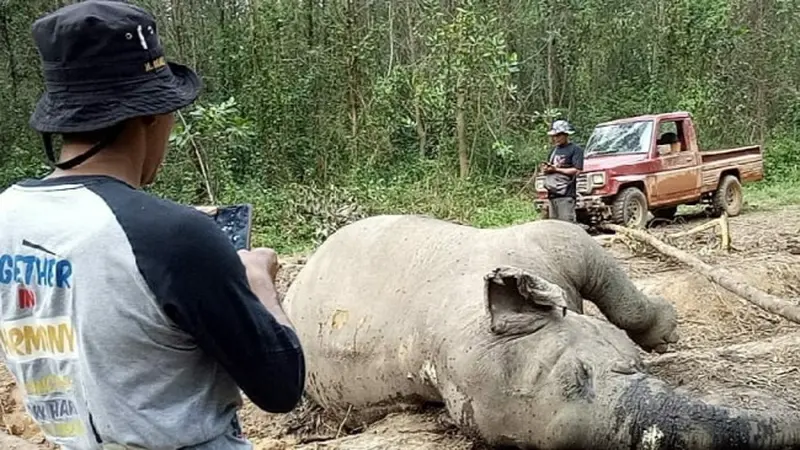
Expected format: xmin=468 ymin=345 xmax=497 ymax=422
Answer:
xmin=29 ymin=0 xmax=201 ymax=135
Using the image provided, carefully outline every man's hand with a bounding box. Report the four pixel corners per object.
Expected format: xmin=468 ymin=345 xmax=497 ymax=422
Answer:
xmin=541 ymin=162 xmax=555 ymax=174
xmin=237 ymin=247 xmax=293 ymax=328
xmin=238 ymin=247 xmax=280 ymax=285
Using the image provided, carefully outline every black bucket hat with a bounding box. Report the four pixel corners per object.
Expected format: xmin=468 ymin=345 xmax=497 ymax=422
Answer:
xmin=29 ymin=0 xmax=201 ymax=169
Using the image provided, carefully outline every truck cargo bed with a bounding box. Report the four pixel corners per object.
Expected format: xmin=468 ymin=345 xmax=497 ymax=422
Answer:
xmin=700 ymin=145 xmax=763 ymax=194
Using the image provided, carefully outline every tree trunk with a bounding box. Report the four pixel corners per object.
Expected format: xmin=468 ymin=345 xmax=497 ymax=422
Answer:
xmin=306 ymin=0 xmax=314 ymax=46
xmin=546 ymin=32 xmax=555 ymax=109
xmin=456 ymin=83 xmax=469 ymax=178
xmin=0 ymin=8 xmax=17 ymax=100
xmin=346 ymin=0 xmax=360 ymax=150
xmin=601 ymin=223 xmax=800 ymax=324
xmin=404 ymin=1 xmax=426 ymax=157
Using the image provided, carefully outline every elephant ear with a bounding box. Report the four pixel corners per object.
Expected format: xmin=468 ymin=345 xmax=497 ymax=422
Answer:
xmin=484 ymin=266 xmax=569 ymax=336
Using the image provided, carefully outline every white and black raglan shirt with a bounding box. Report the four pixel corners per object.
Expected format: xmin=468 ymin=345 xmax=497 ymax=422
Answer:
xmin=0 ymin=175 xmax=305 ymax=449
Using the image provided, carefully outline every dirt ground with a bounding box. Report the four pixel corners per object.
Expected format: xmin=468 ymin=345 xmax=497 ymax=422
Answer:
xmin=3 ymin=206 xmax=800 ymax=449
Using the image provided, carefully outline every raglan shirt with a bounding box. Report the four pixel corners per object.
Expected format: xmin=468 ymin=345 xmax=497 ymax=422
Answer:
xmin=0 ymin=175 xmax=304 ymax=449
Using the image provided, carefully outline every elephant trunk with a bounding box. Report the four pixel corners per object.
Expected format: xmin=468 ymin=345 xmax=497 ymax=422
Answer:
xmin=605 ymin=374 xmax=800 ymax=450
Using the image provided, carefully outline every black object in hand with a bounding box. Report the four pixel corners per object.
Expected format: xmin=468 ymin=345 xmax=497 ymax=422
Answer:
xmin=201 ymin=204 xmax=254 ymax=251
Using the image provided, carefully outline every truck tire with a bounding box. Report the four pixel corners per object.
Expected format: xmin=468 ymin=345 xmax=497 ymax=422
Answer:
xmin=712 ymin=175 xmax=743 ymax=217
xmin=612 ymin=187 xmax=649 ymax=229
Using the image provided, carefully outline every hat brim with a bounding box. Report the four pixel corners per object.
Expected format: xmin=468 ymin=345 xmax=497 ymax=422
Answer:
xmin=29 ymin=62 xmax=201 ymax=134
xmin=547 ymin=129 xmax=574 ymax=136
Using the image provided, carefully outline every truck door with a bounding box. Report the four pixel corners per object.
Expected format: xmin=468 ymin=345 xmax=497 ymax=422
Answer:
xmin=650 ymin=119 xmax=703 ymax=205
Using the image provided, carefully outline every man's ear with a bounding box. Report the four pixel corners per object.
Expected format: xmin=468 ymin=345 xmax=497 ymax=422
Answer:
xmin=484 ymin=266 xmax=570 ymax=336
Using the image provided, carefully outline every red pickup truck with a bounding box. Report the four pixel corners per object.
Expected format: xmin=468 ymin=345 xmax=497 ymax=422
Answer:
xmin=533 ymin=111 xmax=764 ymax=228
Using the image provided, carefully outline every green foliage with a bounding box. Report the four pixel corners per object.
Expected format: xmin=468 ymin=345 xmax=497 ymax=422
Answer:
xmin=156 ymin=97 xmax=258 ymax=204
xmin=215 ymin=157 xmax=538 ymax=255
xmin=762 ymin=129 xmax=800 ymax=182
xmin=3 ymin=0 xmax=800 ymax=254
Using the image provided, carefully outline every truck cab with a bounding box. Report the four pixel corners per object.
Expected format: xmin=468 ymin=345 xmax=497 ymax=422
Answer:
xmin=533 ymin=111 xmax=764 ymax=228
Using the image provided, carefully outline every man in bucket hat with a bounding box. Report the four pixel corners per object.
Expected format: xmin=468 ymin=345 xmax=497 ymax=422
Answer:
xmin=0 ymin=2 xmax=304 ymax=449
xmin=540 ymin=119 xmax=584 ymax=222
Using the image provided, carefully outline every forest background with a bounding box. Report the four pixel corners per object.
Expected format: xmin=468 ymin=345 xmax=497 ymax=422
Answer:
xmin=1 ymin=0 xmax=799 ymax=253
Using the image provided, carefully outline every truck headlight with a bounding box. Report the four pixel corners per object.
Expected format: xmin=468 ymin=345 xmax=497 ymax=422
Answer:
xmin=589 ymin=172 xmax=606 ymax=187
xmin=535 ymin=176 xmax=546 ymax=192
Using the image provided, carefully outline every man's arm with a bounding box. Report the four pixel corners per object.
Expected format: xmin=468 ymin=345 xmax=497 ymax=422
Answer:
xmin=238 ymin=248 xmax=293 ymax=329
xmin=247 ymin=273 xmax=292 ymax=327
xmin=555 ymin=166 xmax=581 ymax=176
xmin=160 ymin=216 xmax=305 ymax=413
xmin=556 ymin=145 xmax=584 ymax=176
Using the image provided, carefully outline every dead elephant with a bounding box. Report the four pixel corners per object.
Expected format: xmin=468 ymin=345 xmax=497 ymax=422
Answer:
xmin=283 ymin=215 xmax=800 ymax=449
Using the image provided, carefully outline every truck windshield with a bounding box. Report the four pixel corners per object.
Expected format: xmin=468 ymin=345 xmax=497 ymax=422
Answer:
xmin=585 ymin=120 xmax=654 ymax=157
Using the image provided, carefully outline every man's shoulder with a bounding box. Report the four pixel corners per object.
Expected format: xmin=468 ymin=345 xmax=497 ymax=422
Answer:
xmin=89 ymin=180 xmax=203 ymax=224
xmin=85 ymin=181 xmax=227 ymax=257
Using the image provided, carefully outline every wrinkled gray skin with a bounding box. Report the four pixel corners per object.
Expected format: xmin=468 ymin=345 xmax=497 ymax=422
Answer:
xmin=283 ymin=215 xmax=800 ymax=450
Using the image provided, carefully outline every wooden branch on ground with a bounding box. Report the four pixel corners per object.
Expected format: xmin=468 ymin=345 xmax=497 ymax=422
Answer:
xmin=600 ymin=223 xmax=800 ymax=325
xmin=719 ymin=213 xmax=731 ymax=251
xmin=667 ymin=213 xmax=732 ymax=251
xmin=668 ymin=219 xmax=717 ymax=238
xmin=593 ymin=235 xmax=616 ymax=246
xmin=594 ymin=233 xmax=641 ymax=254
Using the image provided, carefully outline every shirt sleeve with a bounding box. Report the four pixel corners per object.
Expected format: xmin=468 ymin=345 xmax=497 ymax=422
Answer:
xmin=571 ymin=145 xmax=585 ymax=171
xmin=158 ymin=213 xmax=305 ymax=413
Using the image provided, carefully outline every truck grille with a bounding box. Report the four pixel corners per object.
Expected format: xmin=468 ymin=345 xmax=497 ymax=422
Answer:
xmin=576 ymin=174 xmax=590 ymax=194
xmin=538 ymin=173 xmax=593 ymax=194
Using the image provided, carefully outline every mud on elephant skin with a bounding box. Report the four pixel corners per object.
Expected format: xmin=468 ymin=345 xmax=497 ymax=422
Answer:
xmin=283 ymin=215 xmax=799 ymax=449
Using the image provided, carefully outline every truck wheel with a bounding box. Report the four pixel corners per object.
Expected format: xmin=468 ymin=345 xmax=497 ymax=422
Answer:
xmin=712 ymin=175 xmax=743 ymax=217
xmin=652 ymin=206 xmax=677 ymax=220
xmin=612 ymin=187 xmax=649 ymax=229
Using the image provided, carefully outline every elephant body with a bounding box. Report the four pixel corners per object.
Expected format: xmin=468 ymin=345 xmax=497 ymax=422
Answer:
xmin=283 ymin=215 xmax=800 ymax=449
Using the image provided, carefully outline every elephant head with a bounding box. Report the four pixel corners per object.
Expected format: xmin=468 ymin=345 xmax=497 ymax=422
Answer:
xmin=450 ymin=267 xmax=800 ymax=450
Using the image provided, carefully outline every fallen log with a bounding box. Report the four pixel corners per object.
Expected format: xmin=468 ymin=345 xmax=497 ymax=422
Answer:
xmin=593 ymin=235 xmax=617 ymax=246
xmin=667 ymin=213 xmax=732 ymax=252
xmin=719 ymin=213 xmax=731 ymax=251
xmin=600 ymin=223 xmax=800 ymax=325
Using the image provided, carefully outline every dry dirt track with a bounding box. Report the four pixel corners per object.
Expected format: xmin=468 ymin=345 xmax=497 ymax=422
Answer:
xmin=3 ymin=206 xmax=800 ymax=449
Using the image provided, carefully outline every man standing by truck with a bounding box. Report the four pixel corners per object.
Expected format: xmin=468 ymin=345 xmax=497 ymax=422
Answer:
xmin=541 ymin=119 xmax=584 ymax=222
